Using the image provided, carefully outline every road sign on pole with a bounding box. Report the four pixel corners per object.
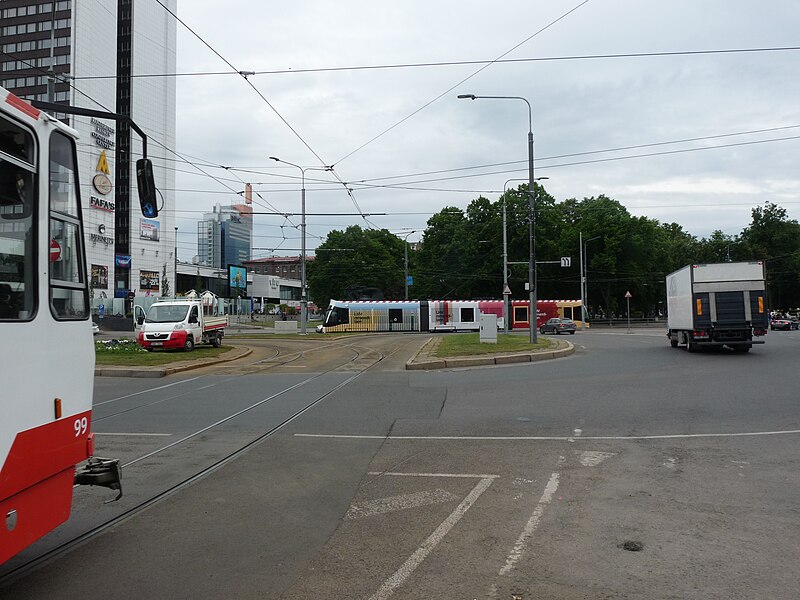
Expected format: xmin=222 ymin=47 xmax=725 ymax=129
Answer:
xmin=560 ymin=256 xmax=571 ymax=267
xmin=625 ymin=291 xmax=632 ymax=333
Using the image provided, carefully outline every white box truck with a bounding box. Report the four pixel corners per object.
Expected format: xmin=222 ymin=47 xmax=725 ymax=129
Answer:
xmin=135 ymin=298 xmax=228 ymax=352
xmin=666 ymin=262 xmax=768 ymax=352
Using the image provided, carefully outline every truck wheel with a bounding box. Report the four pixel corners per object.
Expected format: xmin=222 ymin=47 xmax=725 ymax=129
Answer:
xmin=183 ymin=335 xmax=195 ymax=352
xmin=686 ymin=339 xmax=697 ymax=353
xmin=670 ymin=334 xmax=679 ymax=348
xmin=211 ymin=334 xmax=222 ymax=348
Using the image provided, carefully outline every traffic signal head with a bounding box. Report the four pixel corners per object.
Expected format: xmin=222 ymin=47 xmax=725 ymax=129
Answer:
xmin=136 ymin=158 xmax=158 ymax=218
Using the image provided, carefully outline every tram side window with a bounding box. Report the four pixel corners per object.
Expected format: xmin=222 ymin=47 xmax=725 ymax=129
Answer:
xmin=0 ymin=116 xmax=36 ymax=320
xmin=49 ymin=130 xmax=87 ymax=319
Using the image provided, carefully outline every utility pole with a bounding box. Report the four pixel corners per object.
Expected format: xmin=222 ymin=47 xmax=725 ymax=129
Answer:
xmin=115 ymin=0 xmax=133 ymax=308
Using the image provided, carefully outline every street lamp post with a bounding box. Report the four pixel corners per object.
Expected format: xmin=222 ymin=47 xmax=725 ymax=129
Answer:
xmin=400 ymin=230 xmax=416 ymax=300
xmin=174 ymin=226 xmax=178 ymax=297
xmin=460 ymin=93 xmax=538 ymax=343
xmin=502 ymin=178 xmax=526 ymax=335
xmin=269 ymin=157 xmax=331 ymax=335
xmin=581 ymin=235 xmax=601 ymax=324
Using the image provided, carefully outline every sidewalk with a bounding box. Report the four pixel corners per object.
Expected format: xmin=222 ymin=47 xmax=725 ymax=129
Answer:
xmin=405 ymin=336 xmax=574 ymax=370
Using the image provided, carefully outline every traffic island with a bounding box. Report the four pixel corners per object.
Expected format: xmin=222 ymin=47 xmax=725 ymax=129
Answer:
xmin=405 ymin=336 xmax=574 ymax=370
xmin=94 ymin=345 xmax=253 ymax=378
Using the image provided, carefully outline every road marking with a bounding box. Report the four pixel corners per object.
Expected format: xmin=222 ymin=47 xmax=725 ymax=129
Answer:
xmin=94 ymin=376 xmax=203 ymax=406
xmin=577 ymin=450 xmax=615 ymax=466
xmin=368 ymin=477 xmax=494 ymax=600
xmin=368 ymin=471 xmax=500 ymax=479
xmin=346 ymin=489 xmax=459 ymax=520
xmin=296 ymin=429 xmax=800 ymax=441
xmin=498 ymin=472 xmax=560 ymax=577
xmin=92 ymin=432 xmax=172 ymax=436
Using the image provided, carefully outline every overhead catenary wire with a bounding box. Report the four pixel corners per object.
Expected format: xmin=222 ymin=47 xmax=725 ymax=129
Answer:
xmin=65 ymin=45 xmax=800 ymax=81
xmin=332 ymin=0 xmax=592 ymax=166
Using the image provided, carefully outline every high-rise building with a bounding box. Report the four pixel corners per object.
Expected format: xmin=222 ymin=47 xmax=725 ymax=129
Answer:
xmin=197 ymin=203 xmax=253 ymax=269
xmin=0 ymin=0 xmax=177 ymax=305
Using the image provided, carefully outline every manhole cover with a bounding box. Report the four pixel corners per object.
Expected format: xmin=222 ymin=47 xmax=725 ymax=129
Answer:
xmin=620 ymin=540 xmax=644 ymax=552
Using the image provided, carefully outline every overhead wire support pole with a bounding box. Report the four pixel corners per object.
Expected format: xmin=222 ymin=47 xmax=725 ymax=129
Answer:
xmin=268 ymin=157 xmax=333 ymax=335
xmin=459 ymin=94 xmax=537 ymax=343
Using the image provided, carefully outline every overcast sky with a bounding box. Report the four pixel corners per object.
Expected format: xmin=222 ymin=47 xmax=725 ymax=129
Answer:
xmin=172 ymin=0 xmax=800 ymax=261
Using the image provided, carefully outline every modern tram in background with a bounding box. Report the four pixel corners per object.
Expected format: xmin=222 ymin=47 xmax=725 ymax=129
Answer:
xmin=0 ymin=87 xmax=149 ymax=564
xmin=316 ymin=298 xmax=583 ymax=333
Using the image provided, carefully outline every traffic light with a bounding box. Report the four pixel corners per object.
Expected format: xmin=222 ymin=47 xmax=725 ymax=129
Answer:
xmin=136 ymin=158 xmax=158 ymax=218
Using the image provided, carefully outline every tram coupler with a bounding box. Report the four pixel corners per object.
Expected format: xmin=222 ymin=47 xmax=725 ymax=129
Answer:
xmin=75 ymin=457 xmax=123 ymax=503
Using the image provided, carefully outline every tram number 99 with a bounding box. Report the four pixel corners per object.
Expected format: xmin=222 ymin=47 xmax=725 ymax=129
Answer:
xmin=74 ymin=417 xmax=88 ymax=437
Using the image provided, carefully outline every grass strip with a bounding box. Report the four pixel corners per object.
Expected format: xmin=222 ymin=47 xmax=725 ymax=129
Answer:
xmin=434 ymin=333 xmax=552 ymax=357
xmin=95 ymin=339 xmax=231 ymax=366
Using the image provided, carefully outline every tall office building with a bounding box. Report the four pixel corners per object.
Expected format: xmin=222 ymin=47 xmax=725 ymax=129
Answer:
xmin=0 ymin=0 xmax=177 ymax=304
xmin=197 ymin=203 xmax=253 ymax=269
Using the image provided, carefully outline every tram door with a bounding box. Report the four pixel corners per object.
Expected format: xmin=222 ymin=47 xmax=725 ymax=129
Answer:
xmin=420 ymin=301 xmax=429 ymax=332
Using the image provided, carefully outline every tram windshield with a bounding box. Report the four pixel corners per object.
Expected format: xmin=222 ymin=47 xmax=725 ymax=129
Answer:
xmin=147 ymin=304 xmax=190 ymax=323
xmin=324 ymin=305 xmax=349 ymax=326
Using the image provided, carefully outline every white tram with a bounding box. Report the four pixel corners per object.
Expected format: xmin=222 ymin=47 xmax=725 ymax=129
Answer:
xmin=316 ymin=298 xmax=584 ymax=333
xmin=0 ymin=88 xmax=133 ymax=564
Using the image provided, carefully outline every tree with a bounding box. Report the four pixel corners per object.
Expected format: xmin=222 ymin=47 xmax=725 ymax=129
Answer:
xmin=160 ymin=263 xmax=171 ymax=297
xmin=307 ymin=225 xmax=406 ymax=308
xmin=740 ymin=202 xmax=800 ymax=309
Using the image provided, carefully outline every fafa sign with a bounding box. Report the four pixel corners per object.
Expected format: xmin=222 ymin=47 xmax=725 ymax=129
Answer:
xmin=90 ymin=196 xmax=115 ymax=212
xmin=139 ymin=218 xmax=160 ymax=241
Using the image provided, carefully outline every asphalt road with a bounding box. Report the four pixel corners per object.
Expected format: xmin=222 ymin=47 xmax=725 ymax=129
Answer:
xmin=3 ymin=329 xmax=799 ymax=599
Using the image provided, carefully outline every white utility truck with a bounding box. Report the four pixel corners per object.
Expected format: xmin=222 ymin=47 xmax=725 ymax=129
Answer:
xmin=666 ymin=261 xmax=768 ymax=353
xmin=135 ymin=293 xmax=228 ymax=352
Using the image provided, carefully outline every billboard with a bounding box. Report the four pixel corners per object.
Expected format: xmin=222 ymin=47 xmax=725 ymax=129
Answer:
xmin=139 ymin=270 xmax=160 ymax=291
xmin=139 ymin=218 xmax=160 ymax=241
xmin=228 ymin=265 xmax=247 ymax=293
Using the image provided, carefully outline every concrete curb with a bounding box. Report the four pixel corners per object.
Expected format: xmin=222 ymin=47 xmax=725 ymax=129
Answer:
xmin=94 ymin=345 xmax=253 ymax=378
xmin=405 ymin=337 xmax=574 ymax=370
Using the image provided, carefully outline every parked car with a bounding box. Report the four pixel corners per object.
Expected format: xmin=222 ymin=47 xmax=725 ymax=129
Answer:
xmin=770 ymin=318 xmax=795 ymax=331
xmin=92 ymin=322 xmax=100 ymax=335
xmin=539 ymin=317 xmax=577 ymax=335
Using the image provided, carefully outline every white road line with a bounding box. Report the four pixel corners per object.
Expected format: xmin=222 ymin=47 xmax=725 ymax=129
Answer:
xmin=94 ymin=376 xmax=203 ymax=406
xmin=368 ymin=477 xmax=495 ymax=600
xmin=498 ymin=472 xmax=560 ymax=577
xmin=92 ymin=432 xmax=172 ymax=437
xmin=368 ymin=471 xmax=500 ymax=479
xmin=295 ymin=429 xmax=800 ymax=441
xmin=346 ymin=489 xmax=459 ymax=520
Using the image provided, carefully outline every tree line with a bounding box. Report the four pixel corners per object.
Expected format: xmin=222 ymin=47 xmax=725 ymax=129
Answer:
xmin=308 ymin=184 xmax=800 ymax=317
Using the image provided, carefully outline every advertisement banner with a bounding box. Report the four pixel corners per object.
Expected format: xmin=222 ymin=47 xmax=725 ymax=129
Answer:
xmin=139 ymin=270 xmax=160 ymax=291
xmin=139 ymin=218 xmax=160 ymax=241
xmin=91 ymin=264 xmax=108 ymax=289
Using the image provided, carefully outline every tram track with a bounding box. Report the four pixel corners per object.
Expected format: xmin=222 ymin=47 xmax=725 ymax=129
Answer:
xmin=0 ymin=338 xmax=399 ymax=586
